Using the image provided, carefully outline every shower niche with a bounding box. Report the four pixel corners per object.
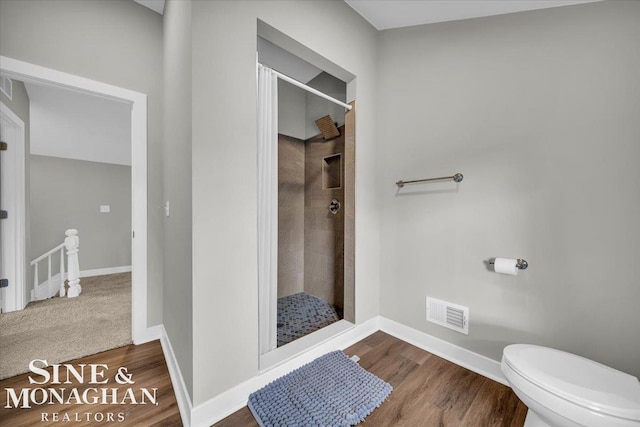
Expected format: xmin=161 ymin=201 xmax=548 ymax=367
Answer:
xmin=323 ymin=154 xmax=342 ymax=190
xmin=257 ymin=27 xmax=355 ymax=363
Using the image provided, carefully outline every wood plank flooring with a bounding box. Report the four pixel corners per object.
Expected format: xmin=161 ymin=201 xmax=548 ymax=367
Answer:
xmin=214 ymin=332 xmax=527 ymax=427
xmin=0 ymin=340 xmax=182 ymax=426
xmin=0 ymin=332 xmax=527 ymax=426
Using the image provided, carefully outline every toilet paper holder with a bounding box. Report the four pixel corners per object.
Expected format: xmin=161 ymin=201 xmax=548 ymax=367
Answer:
xmin=489 ymin=258 xmax=529 ymax=270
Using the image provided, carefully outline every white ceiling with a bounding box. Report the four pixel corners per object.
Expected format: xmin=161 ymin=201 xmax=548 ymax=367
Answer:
xmin=133 ymin=0 xmax=165 ymax=15
xmin=133 ymin=1 xmax=600 ymax=29
xmin=26 ymin=83 xmax=131 ymax=166
xmin=344 ymin=0 xmax=600 ymax=30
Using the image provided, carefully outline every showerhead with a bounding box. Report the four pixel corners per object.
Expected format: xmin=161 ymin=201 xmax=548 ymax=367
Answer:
xmin=314 ymin=115 xmax=340 ymax=140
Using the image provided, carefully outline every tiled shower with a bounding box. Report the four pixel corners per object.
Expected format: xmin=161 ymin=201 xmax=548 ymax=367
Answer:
xmin=276 ymin=127 xmax=346 ymax=346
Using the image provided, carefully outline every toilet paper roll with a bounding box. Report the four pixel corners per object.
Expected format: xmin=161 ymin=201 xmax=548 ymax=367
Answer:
xmin=494 ymin=258 xmax=518 ymax=276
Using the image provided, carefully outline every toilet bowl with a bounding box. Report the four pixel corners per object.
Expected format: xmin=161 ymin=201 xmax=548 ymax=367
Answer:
xmin=501 ymin=344 xmax=640 ymax=427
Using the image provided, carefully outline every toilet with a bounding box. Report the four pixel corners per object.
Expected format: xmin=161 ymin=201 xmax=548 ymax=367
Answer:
xmin=501 ymin=344 xmax=640 ymax=427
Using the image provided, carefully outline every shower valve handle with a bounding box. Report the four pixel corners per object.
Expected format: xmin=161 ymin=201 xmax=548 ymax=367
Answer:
xmin=329 ymin=199 xmax=341 ymax=215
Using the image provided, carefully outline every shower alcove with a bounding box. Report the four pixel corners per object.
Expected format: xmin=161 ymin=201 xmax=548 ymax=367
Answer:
xmin=257 ymin=23 xmax=356 ymax=369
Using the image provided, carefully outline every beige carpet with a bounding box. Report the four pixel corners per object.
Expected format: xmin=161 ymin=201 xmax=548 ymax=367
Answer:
xmin=0 ymin=272 xmax=132 ymax=379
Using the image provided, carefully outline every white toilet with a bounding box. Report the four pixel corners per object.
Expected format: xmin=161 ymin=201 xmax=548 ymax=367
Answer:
xmin=501 ymin=344 xmax=640 ymax=427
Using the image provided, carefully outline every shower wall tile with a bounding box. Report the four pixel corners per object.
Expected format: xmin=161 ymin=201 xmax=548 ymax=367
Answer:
xmin=304 ymin=127 xmax=345 ymax=309
xmin=343 ymin=103 xmax=356 ymax=322
xmin=278 ymin=134 xmax=305 ymax=297
xmin=280 ymin=122 xmax=350 ymax=311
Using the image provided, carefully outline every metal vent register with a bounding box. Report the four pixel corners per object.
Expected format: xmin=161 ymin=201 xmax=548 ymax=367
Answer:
xmin=426 ymin=297 xmax=469 ymax=335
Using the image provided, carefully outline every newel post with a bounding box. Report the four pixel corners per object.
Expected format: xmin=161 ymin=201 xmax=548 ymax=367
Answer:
xmin=65 ymin=229 xmax=82 ymax=298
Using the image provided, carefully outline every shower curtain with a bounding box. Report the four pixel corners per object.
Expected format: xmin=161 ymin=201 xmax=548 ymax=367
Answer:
xmin=257 ymin=64 xmax=278 ymax=354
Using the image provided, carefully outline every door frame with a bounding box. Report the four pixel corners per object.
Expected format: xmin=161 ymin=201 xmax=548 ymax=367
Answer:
xmin=0 ymin=101 xmax=26 ymax=312
xmin=0 ymin=56 xmax=149 ymax=343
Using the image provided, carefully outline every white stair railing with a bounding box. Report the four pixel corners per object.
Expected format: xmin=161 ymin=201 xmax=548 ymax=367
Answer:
xmin=30 ymin=229 xmax=81 ymax=301
xmin=64 ymin=229 xmax=81 ymax=298
xmin=31 ymin=242 xmax=65 ymax=300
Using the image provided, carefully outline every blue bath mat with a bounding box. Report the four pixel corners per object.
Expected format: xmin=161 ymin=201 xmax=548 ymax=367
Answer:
xmin=248 ymin=351 xmax=392 ymax=427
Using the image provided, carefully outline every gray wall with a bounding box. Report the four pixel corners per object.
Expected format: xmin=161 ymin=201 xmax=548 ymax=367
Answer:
xmin=1 ymin=79 xmax=31 ymax=308
xmin=278 ymin=80 xmax=306 ymax=140
xmin=162 ymin=0 xmax=193 ymax=400
xmin=191 ymin=0 xmax=379 ymax=405
xmin=376 ymin=1 xmax=640 ymax=377
xmin=305 ymin=72 xmax=346 ymax=139
xmin=30 ymin=155 xmax=131 ymax=272
xmin=277 ymin=71 xmax=347 ymax=141
xmin=0 ymin=0 xmax=164 ymax=326
xmin=278 ymin=71 xmax=347 ymax=141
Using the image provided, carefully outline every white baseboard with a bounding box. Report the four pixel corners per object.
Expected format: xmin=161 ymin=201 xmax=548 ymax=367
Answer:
xmin=159 ymin=326 xmax=193 ymax=427
xmin=190 ymin=316 xmax=380 ymax=427
xmin=135 ymin=324 xmax=163 ymax=345
xmin=80 ymin=265 xmax=132 ymax=278
xmin=378 ymin=317 xmax=507 ymax=385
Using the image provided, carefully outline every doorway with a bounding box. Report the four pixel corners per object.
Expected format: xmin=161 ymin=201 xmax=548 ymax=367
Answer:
xmin=0 ymin=101 xmax=26 ymax=313
xmin=0 ymin=56 xmax=148 ymax=344
xmin=256 ymin=26 xmax=357 ymax=369
xmin=276 ymin=72 xmax=349 ymax=348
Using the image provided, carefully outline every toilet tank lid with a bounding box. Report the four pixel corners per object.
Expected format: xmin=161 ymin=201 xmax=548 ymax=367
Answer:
xmin=503 ymin=344 xmax=640 ymax=421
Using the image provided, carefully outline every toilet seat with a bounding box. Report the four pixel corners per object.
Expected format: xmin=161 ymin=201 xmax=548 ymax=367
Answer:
xmin=503 ymin=344 xmax=640 ymax=422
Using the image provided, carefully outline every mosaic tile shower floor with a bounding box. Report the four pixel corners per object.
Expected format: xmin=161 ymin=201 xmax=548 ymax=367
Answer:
xmin=277 ymin=292 xmax=343 ymax=347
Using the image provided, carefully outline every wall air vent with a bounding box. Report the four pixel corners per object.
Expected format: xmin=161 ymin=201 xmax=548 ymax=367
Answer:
xmin=426 ymin=296 xmax=469 ymax=335
xmin=0 ymin=76 xmax=13 ymax=100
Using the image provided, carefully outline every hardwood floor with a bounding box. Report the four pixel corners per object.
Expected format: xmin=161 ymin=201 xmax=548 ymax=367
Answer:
xmin=0 ymin=332 xmax=526 ymax=426
xmin=214 ymin=332 xmax=528 ymax=427
xmin=0 ymin=340 xmax=182 ymax=427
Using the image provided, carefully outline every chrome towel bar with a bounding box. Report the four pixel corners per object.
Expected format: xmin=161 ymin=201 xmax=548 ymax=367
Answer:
xmin=396 ymin=173 xmax=463 ymax=188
